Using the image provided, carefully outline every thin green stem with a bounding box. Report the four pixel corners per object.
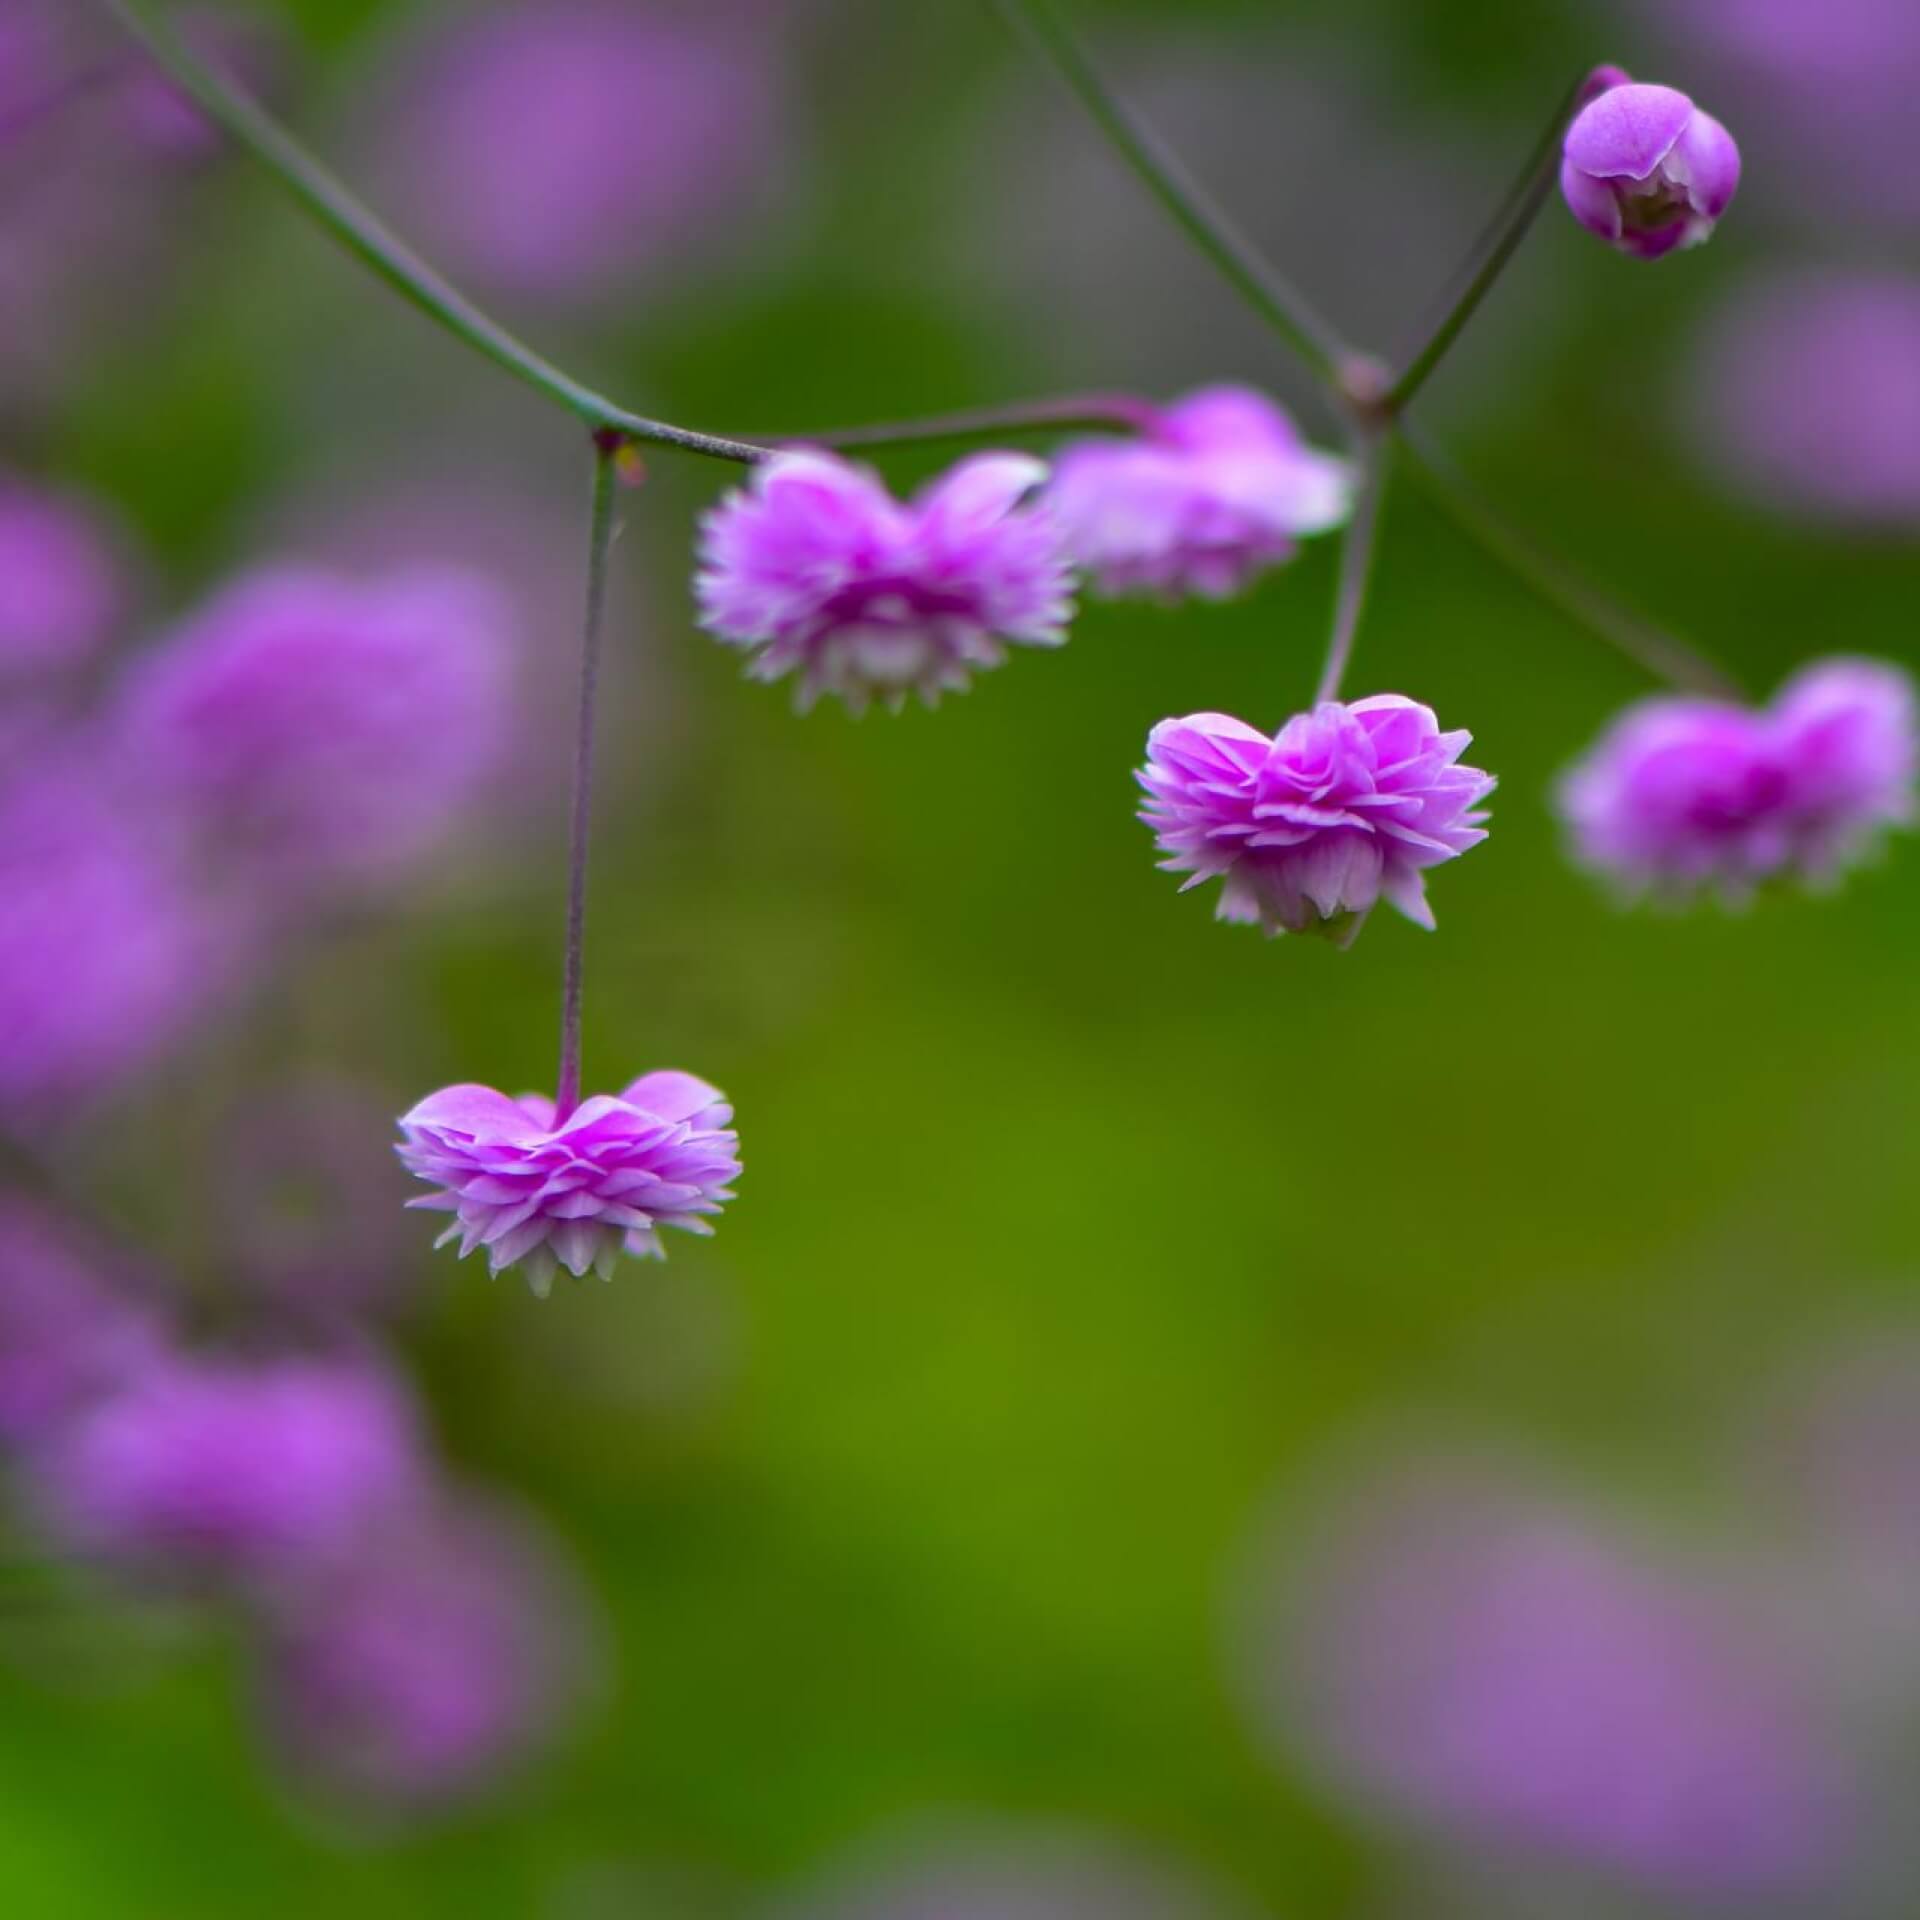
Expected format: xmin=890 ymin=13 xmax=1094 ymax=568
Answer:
xmin=1385 ymin=67 xmax=1614 ymax=414
xmin=553 ymin=437 xmax=622 ymax=1124
xmin=989 ymin=0 xmax=1346 ymax=386
xmin=1398 ymin=425 xmax=1742 ymax=698
xmin=1315 ymin=438 xmax=1389 ymax=705
xmin=794 ymin=392 xmax=1160 ymax=454
xmin=104 ymin=0 xmax=768 ymax=465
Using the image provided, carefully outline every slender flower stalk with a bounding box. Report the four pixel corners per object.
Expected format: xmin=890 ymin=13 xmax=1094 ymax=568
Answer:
xmin=103 ymin=0 xmax=767 ymax=466
xmin=797 ymin=393 xmax=1162 ymax=454
xmin=1315 ymin=438 xmax=1389 ymax=705
xmin=1385 ymin=67 xmax=1622 ymax=414
xmin=553 ymin=438 xmax=620 ymax=1124
xmin=988 ymin=0 xmax=1347 ymax=387
xmin=1398 ymin=425 xmax=1742 ymax=699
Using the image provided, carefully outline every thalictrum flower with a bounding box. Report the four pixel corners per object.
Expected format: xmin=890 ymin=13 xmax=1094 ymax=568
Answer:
xmin=395 ymin=1073 xmax=741 ymax=1297
xmin=36 ymin=1351 xmax=427 ymax=1580
xmin=1557 ymin=657 xmax=1916 ymax=903
xmin=697 ymin=450 xmax=1073 ymax=713
xmin=1561 ymin=77 xmax=1741 ymax=258
xmin=1139 ymin=698 xmax=1494 ymax=944
xmin=1047 ymin=386 xmax=1352 ymax=601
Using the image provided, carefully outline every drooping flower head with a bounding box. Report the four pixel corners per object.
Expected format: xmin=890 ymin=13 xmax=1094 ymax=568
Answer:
xmin=1250 ymin=1457 xmax=1849 ymax=1896
xmin=1046 ymin=386 xmax=1352 ymax=601
xmin=0 ymin=1197 xmax=162 ymax=1445
xmin=35 ymin=1350 xmax=427 ymax=1580
xmin=1139 ymin=698 xmax=1494 ymax=944
xmin=257 ymin=1492 xmax=600 ymax=1812
xmin=1557 ymin=657 xmax=1916 ymax=903
xmin=696 ymin=450 xmax=1073 ymax=713
xmin=116 ymin=565 xmax=512 ymax=907
xmin=396 ymin=1072 xmax=741 ymax=1297
xmin=0 ymin=476 xmax=123 ymax=681
xmin=1561 ymin=78 xmax=1741 ymax=258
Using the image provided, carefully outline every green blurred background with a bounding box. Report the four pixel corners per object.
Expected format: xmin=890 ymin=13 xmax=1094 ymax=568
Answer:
xmin=7 ymin=0 xmax=1919 ymax=1912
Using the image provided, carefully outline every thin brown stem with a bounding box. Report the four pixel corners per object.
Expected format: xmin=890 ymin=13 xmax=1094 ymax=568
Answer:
xmin=553 ymin=437 xmax=621 ymax=1122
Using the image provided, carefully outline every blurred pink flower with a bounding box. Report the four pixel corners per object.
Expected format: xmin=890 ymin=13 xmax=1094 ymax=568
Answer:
xmin=1558 ymin=658 xmax=1916 ymax=904
xmin=1244 ymin=1455 xmax=1851 ymax=1896
xmin=1047 ymin=387 xmax=1351 ymax=601
xmin=0 ymin=1196 xmax=161 ymax=1445
xmin=374 ymin=0 xmax=790 ymax=302
xmin=1688 ymin=269 xmax=1920 ymax=526
xmin=116 ymin=564 xmax=513 ymax=909
xmin=35 ymin=1349 xmax=427 ymax=1581
xmin=0 ymin=474 xmax=124 ymax=680
xmin=219 ymin=1077 xmax=426 ymax=1320
xmin=698 ymin=450 xmax=1073 ymax=713
xmin=258 ymin=1492 xmax=600 ymax=1812
xmin=1633 ymin=0 xmax=1920 ymax=227
xmin=0 ymin=744 xmax=228 ymax=1123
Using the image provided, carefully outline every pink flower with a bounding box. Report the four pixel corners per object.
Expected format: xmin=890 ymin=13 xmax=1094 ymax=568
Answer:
xmin=396 ymin=1073 xmax=741 ymax=1297
xmin=1558 ymin=658 xmax=1916 ymax=903
xmin=1560 ymin=78 xmax=1741 ymax=259
xmin=116 ymin=565 xmax=512 ymax=907
xmin=696 ymin=450 xmax=1073 ymax=713
xmin=1256 ymin=1457 xmax=1849 ymax=1895
xmin=1688 ymin=269 xmax=1920 ymax=527
xmin=36 ymin=1351 xmax=426 ymax=1580
xmin=1047 ymin=386 xmax=1352 ymax=600
xmin=0 ymin=476 xmax=123 ymax=679
xmin=0 ymin=1198 xmax=161 ymax=1445
xmin=0 ymin=745 xmax=227 ymax=1123
xmin=1139 ymin=698 xmax=1494 ymax=944
xmin=259 ymin=1492 xmax=599 ymax=1812
xmin=376 ymin=0 xmax=789 ymax=303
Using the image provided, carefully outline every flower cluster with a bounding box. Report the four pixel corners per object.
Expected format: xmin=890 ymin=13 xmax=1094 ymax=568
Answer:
xmin=1558 ymin=658 xmax=1917 ymax=903
xmin=0 ymin=496 xmax=517 ymax=1130
xmin=694 ymin=386 xmax=1354 ymax=713
xmin=0 ymin=1189 xmax=600 ymax=1813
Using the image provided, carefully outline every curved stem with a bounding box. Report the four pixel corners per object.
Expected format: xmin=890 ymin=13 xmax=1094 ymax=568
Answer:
xmin=1398 ymin=425 xmax=1742 ymax=699
xmin=1385 ymin=67 xmax=1615 ymax=414
xmin=103 ymin=0 xmax=768 ymax=465
xmin=791 ymin=392 xmax=1159 ymax=454
xmin=1315 ymin=437 xmax=1388 ymax=705
xmin=989 ymin=0 xmax=1346 ymax=386
xmin=553 ymin=437 xmax=621 ymax=1124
